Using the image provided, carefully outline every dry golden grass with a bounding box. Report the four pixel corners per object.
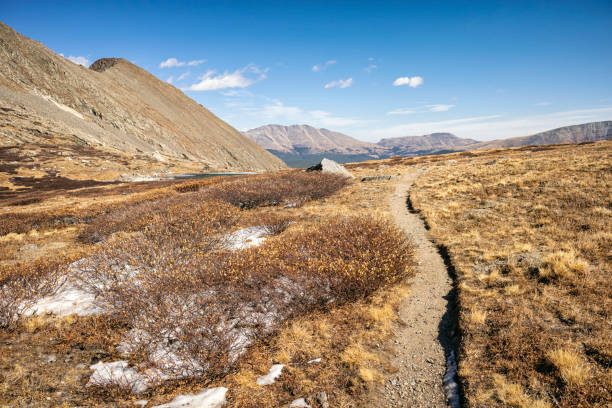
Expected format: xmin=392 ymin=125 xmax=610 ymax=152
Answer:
xmin=410 ymin=140 xmax=612 ymax=407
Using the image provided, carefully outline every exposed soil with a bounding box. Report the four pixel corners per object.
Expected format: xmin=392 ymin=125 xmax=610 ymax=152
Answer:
xmin=370 ymin=168 xmax=459 ymax=407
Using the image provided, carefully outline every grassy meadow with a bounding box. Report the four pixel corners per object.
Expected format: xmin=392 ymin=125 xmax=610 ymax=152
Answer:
xmin=408 ymin=140 xmax=612 ymax=407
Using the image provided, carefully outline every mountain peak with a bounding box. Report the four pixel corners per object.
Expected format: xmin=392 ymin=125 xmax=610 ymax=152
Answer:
xmin=89 ymin=58 xmax=124 ymax=72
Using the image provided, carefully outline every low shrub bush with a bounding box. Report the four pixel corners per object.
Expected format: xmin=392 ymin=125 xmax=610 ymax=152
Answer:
xmin=76 ymin=215 xmax=413 ymax=383
xmin=208 ymin=171 xmax=349 ymax=209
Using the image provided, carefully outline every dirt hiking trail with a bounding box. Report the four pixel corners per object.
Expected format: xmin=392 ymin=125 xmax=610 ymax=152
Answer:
xmin=371 ymin=169 xmax=460 ymax=407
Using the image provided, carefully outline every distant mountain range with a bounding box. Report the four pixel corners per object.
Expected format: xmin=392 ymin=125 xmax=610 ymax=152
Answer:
xmin=244 ymin=121 xmax=612 ymax=167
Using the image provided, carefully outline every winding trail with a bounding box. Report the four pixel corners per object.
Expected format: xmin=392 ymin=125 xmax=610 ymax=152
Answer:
xmin=371 ymin=169 xmax=459 ymax=407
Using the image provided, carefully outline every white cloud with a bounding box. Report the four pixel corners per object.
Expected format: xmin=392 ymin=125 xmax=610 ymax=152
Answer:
xmin=177 ymin=71 xmax=190 ymax=81
xmin=324 ymin=78 xmax=353 ymax=89
xmin=159 ymin=57 xmax=207 ymax=68
xmin=388 ymin=104 xmax=455 ymax=115
xmin=312 ymin=60 xmax=336 ymax=72
xmin=535 ymin=101 xmax=552 ymax=106
xmin=370 ymin=107 xmax=612 ymax=140
xmin=392 ymin=76 xmax=423 ymax=88
xmin=65 ymin=55 xmax=90 ymax=66
xmin=365 ymin=64 xmax=377 ymax=72
xmin=184 ymin=65 xmax=267 ymax=91
xmin=428 ymin=104 xmax=455 ymax=112
xmin=166 ymin=76 xmax=174 ymax=84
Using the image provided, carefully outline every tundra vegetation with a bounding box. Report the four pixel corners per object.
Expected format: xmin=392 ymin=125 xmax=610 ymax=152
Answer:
xmin=0 ymin=169 xmax=415 ymax=407
xmin=407 ymin=140 xmax=611 ymax=407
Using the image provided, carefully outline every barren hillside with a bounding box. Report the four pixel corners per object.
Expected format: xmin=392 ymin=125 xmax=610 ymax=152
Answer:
xmin=0 ymin=22 xmax=285 ymax=188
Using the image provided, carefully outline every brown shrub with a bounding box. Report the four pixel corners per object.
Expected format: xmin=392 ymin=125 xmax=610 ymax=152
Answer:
xmin=75 ymin=215 xmax=413 ymax=384
xmin=0 ymin=255 xmax=80 ymax=328
xmin=208 ymin=171 xmax=349 ymax=209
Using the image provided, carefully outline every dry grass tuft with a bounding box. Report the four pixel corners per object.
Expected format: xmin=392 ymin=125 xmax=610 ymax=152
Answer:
xmin=546 ymin=348 xmax=590 ymax=386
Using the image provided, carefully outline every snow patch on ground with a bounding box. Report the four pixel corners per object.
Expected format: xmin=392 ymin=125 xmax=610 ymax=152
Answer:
xmin=87 ymin=361 xmax=149 ymax=394
xmin=307 ymin=358 xmax=321 ymax=364
xmin=223 ymin=226 xmax=268 ymax=250
xmin=24 ymin=279 xmax=101 ymax=317
xmin=290 ymin=398 xmax=311 ymax=407
xmin=443 ymin=350 xmax=460 ymax=408
xmin=151 ymin=387 xmax=228 ymax=408
xmin=256 ymin=364 xmax=284 ymax=386
xmin=38 ymin=93 xmax=85 ymax=119
xmin=23 ymin=259 xmax=138 ymax=318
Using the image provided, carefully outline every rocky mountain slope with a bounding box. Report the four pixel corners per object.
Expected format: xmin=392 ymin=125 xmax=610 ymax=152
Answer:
xmin=459 ymin=121 xmax=612 ymax=151
xmin=0 ymin=22 xmax=285 ymax=190
xmin=378 ymin=132 xmax=478 ymax=156
xmin=245 ymin=121 xmax=612 ymax=167
xmin=244 ymin=125 xmax=476 ymax=166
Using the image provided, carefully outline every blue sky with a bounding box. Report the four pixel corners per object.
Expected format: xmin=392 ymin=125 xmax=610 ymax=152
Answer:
xmin=3 ymin=0 xmax=612 ymax=141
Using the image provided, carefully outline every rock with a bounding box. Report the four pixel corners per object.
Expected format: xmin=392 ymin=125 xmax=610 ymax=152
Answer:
xmin=361 ymin=175 xmax=395 ymax=182
xmin=316 ymin=391 xmax=329 ymax=408
xmin=19 ymin=243 xmax=39 ymax=252
xmin=306 ymin=158 xmax=354 ymax=178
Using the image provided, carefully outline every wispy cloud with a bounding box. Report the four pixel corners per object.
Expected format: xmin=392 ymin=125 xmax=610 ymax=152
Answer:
xmin=428 ymin=104 xmax=455 ymax=112
xmin=388 ymin=104 xmax=455 ymax=115
xmin=392 ymin=76 xmax=423 ymax=88
xmin=60 ymin=54 xmax=90 ymax=66
xmin=365 ymin=64 xmax=377 ymax=72
xmin=184 ymin=65 xmax=267 ymax=91
xmin=312 ymin=60 xmax=336 ymax=72
xmin=370 ymin=107 xmax=612 ymax=140
xmin=324 ymin=78 xmax=353 ymax=89
xmin=166 ymin=76 xmax=174 ymax=84
xmin=177 ymin=71 xmax=190 ymax=81
xmin=160 ymin=57 xmax=207 ymax=68
xmin=257 ymin=101 xmax=367 ymax=127
xmin=222 ymin=90 xmax=368 ymax=128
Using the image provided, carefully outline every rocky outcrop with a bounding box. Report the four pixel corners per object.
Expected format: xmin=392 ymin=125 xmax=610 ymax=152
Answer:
xmin=307 ymin=158 xmax=354 ymax=178
xmin=89 ymin=58 xmax=121 ymax=72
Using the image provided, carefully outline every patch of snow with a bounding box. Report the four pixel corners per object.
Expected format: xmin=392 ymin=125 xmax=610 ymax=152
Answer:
xmin=118 ymin=329 xmax=204 ymax=381
xmin=290 ymin=398 xmax=311 ymax=407
xmin=256 ymin=364 xmax=284 ymax=386
xmin=87 ymin=361 xmax=149 ymax=394
xmin=134 ymin=400 xmax=148 ymax=407
xmin=223 ymin=226 xmax=268 ymax=250
xmin=127 ymin=176 xmax=161 ymax=182
xmin=38 ymin=93 xmax=85 ymax=120
xmin=23 ymin=259 xmax=139 ymax=318
xmin=151 ymin=387 xmax=228 ymax=408
xmin=443 ymin=350 xmax=460 ymax=408
xmin=24 ymin=278 xmax=101 ymax=317
xmin=307 ymin=358 xmax=321 ymax=364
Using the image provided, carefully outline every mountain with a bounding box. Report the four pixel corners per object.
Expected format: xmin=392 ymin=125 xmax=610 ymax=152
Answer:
xmin=244 ymin=121 xmax=612 ymax=167
xmin=243 ymin=124 xmax=385 ymax=167
xmin=0 ymin=22 xmax=285 ymax=185
xmin=460 ymin=121 xmax=612 ymax=151
xmin=378 ymin=133 xmax=478 ymax=156
xmin=243 ymin=125 xmax=476 ymax=167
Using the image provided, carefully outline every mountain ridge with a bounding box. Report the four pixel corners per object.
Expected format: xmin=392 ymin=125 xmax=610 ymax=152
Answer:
xmin=0 ymin=22 xmax=285 ymax=179
xmin=244 ymin=121 xmax=612 ymax=167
